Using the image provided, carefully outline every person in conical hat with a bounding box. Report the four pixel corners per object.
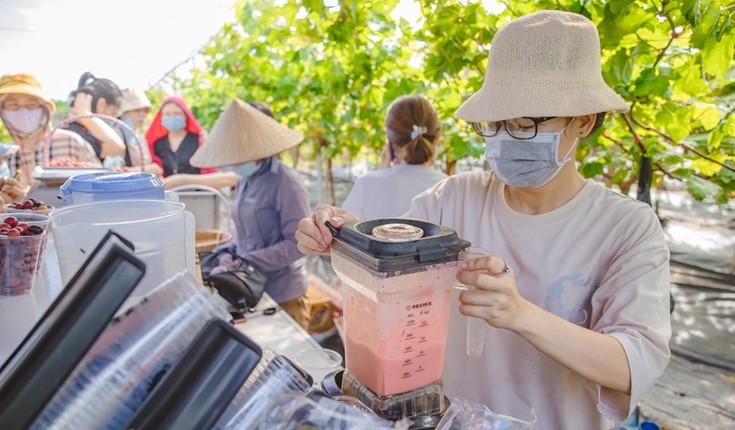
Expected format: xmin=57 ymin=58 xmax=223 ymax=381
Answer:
xmin=295 ymin=10 xmax=670 ymax=429
xmin=184 ymin=99 xmax=312 ymax=329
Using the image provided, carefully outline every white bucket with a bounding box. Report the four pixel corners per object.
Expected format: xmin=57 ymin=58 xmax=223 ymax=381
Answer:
xmin=49 ymin=199 xmax=195 ymax=297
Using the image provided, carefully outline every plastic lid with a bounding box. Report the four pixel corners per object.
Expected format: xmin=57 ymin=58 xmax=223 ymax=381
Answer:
xmin=126 ymin=319 xmax=263 ymax=430
xmin=371 ymin=223 xmax=424 ymax=242
xmin=326 ymin=218 xmax=470 ymax=273
xmin=60 ymin=172 xmax=164 ymax=194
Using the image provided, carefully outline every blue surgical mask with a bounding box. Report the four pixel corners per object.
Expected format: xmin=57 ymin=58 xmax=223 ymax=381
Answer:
xmin=222 ymin=161 xmax=260 ymax=177
xmin=1 ymin=107 xmax=45 ymax=134
xmin=161 ymin=116 xmax=186 ymax=132
xmin=485 ymin=129 xmax=576 ymax=188
xmin=120 ymin=116 xmax=134 ymax=128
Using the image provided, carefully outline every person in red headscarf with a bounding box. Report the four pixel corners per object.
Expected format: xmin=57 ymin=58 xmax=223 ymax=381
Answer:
xmin=145 ymin=96 xmax=215 ymax=177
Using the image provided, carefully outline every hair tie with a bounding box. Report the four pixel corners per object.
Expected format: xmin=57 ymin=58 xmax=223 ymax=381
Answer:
xmin=410 ymin=125 xmax=427 ymax=140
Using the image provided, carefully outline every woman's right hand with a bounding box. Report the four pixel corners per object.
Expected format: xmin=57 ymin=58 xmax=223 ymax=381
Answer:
xmin=295 ymin=204 xmax=358 ymax=255
xmin=69 ymin=92 xmax=93 ymax=117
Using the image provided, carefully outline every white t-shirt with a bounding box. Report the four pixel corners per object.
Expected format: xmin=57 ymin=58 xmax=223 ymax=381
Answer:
xmin=342 ymin=163 xmax=447 ymax=219
xmin=408 ymin=171 xmax=671 ymax=429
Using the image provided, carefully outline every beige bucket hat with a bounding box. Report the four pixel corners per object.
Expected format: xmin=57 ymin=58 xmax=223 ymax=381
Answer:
xmin=190 ymin=98 xmax=304 ymax=168
xmin=456 ymin=10 xmax=629 ymax=122
xmin=118 ymin=88 xmax=152 ymax=115
xmin=0 ymin=73 xmax=56 ymax=114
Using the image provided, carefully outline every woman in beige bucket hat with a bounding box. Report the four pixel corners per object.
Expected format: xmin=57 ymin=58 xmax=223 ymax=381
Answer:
xmin=184 ymin=99 xmax=312 ymax=329
xmin=296 ymin=10 xmax=670 ymax=429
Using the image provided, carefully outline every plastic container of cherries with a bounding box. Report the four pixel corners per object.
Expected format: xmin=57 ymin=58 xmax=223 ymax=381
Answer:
xmin=0 ymin=213 xmax=50 ymax=295
xmin=3 ymin=198 xmax=55 ymax=214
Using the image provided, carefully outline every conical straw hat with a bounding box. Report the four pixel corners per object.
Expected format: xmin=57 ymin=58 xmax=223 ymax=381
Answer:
xmin=190 ymin=99 xmax=303 ymax=168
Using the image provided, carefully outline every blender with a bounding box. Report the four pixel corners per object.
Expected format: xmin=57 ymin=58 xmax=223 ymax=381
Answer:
xmin=324 ymin=218 xmax=469 ymax=425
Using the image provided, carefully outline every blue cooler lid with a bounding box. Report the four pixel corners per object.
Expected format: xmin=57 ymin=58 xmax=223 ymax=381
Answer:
xmin=60 ymin=172 xmax=164 ymax=195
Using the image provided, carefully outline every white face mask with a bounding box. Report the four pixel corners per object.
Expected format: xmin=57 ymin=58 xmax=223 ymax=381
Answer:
xmin=222 ymin=161 xmax=260 ymax=177
xmin=485 ymin=128 xmax=576 ymax=188
xmin=1 ymin=107 xmax=45 ymax=135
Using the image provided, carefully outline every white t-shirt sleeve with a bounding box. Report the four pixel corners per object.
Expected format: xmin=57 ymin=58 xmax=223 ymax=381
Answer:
xmin=585 ymin=204 xmax=672 ymax=420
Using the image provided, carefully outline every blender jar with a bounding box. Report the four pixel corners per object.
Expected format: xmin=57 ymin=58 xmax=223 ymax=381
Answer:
xmin=328 ymin=218 xmax=469 ymax=397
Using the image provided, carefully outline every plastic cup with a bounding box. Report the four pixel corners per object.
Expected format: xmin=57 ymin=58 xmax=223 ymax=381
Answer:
xmin=293 ymin=348 xmax=343 ymax=386
xmin=0 ymin=212 xmax=51 ymax=295
xmin=457 ymin=247 xmax=491 ymax=357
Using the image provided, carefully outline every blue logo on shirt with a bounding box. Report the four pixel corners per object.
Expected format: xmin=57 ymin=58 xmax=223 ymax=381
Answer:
xmin=544 ymin=273 xmax=594 ymax=325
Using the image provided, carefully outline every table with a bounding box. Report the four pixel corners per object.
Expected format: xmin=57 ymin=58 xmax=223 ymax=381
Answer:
xmin=0 ymin=237 xmax=339 ymax=385
xmin=235 ymin=296 xmax=340 ymax=383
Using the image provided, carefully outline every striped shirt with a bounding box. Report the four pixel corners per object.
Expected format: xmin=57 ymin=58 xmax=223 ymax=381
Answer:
xmin=8 ymin=128 xmax=102 ymax=183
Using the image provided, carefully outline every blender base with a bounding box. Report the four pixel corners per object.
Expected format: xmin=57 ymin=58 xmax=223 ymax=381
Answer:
xmin=321 ymin=370 xmax=449 ymax=429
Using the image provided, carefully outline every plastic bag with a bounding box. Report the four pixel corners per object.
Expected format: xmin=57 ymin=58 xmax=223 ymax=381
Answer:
xmin=436 ymin=398 xmax=537 ymax=430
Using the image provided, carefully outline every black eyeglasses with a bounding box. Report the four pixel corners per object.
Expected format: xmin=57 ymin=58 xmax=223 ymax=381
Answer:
xmin=472 ymin=117 xmax=557 ymax=140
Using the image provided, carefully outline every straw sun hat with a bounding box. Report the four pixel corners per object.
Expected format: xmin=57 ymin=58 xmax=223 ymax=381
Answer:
xmin=456 ymin=10 xmax=629 ymax=122
xmin=190 ymin=98 xmax=303 ymax=168
xmin=0 ymin=73 xmax=56 ymax=114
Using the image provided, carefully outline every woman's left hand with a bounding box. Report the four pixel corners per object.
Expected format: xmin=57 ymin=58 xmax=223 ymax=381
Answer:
xmin=456 ymin=255 xmax=531 ymax=331
xmin=0 ymin=176 xmax=29 ymax=203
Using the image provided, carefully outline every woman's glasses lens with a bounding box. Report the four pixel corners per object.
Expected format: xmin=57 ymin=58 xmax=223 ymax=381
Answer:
xmin=472 ymin=121 xmax=499 ymax=137
xmin=472 ymin=117 xmax=556 ymax=140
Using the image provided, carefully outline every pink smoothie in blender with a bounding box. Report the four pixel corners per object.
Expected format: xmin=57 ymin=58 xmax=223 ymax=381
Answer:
xmin=327 ymin=219 xmax=469 ymax=406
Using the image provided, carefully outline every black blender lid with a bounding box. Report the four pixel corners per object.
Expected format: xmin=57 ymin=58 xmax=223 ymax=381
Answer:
xmin=326 ymin=218 xmax=470 ymax=273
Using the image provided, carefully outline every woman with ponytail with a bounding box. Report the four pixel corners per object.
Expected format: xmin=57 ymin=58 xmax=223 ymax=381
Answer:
xmin=63 ymin=72 xmax=126 ymax=164
xmin=341 ymin=95 xmax=447 ymax=218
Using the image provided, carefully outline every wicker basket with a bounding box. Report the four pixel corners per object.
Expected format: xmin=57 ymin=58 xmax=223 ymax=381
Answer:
xmin=195 ymin=229 xmax=232 ymax=253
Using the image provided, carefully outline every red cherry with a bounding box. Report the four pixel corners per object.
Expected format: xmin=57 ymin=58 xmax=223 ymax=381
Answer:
xmin=4 ymin=217 xmax=18 ymax=228
xmin=6 ymin=229 xmax=20 ymax=237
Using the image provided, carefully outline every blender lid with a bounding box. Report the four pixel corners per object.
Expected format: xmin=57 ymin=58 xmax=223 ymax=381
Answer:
xmin=326 ymin=218 xmax=470 ymax=272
